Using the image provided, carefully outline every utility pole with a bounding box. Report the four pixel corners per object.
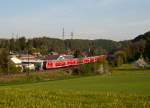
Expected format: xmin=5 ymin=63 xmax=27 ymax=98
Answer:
xmin=69 ymin=32 xmax=74 ymax=51
xmin=62 ymin=28 xmax=66 ymax=52
xmin=26 ymin=39 xmax=29 ymax=76
xmin=62 ymin=28 xmax=65 ymax=40
xmin=71 ymin=32 xmax=74 ymax=40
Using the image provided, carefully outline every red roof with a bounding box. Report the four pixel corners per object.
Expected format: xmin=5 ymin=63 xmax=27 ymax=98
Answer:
xmin=44 ymin=55 xmax=60 ymax=60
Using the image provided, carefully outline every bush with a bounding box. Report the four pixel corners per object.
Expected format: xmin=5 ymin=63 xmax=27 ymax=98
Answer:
xmin=8 ymin=65 xmax=22 ymax=74
xmin=0 ymin=68 xmax=8 ymax=75
xmin=0 ymin=65 xmax=22 ymax=75
xmin=72 ymin=62 xmax=102 ymax=75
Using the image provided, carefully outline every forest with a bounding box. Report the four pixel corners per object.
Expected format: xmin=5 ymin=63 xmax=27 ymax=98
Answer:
xmin=0 ymin=37 xmax=119 ymax=55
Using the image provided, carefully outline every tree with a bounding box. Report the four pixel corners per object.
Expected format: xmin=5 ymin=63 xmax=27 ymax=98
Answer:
xmin=74 ymin=49 xmax=81 ymax=58
xmin=114 ymin=50 xmax=127 ymax=66
xmin=0 ymin=48 xmax=9 ymax=73
xmin=9 ymin=38 xmax=15 ymax=51
xmin=88 ymin=47 xmax=96 ymax=56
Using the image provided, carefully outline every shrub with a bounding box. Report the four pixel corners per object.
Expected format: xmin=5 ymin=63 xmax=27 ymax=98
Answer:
xmin=0 ymin=68 xmax=9 ymax=75
xmin=8 ymin=65 xmax=22 ymax=74
xmin=72 ymin=62 xmax=102 ymax=75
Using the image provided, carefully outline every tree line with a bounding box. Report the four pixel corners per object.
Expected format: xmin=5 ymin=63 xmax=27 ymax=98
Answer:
xmin=109 ymin=31 xmax=150 ymax=66
xmin=0 ymin=37 xmax=120 ymax=55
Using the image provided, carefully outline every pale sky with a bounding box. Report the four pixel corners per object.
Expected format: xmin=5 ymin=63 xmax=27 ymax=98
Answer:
xmin=0 ymin=0 xmax=150 ymax=41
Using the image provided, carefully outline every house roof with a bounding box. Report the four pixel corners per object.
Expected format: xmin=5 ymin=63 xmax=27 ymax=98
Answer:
xmin=44 ymin=54 xmax=74 ymax=60
xmin=59 ymin=55 xmax=74 ymax=60
xmin=11 ymin=57 xmax=22 ymax=64
xmin=44 ymin=55 xmax=60 ymax=60
xmin=19 ymin=55 xmax=36 ymax=60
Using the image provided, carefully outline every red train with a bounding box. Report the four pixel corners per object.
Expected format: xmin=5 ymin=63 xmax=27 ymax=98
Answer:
xmin=43 ymin=55 xmax=106 ymax=70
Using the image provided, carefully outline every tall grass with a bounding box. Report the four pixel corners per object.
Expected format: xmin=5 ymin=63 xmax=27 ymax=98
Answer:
xmin=0 ymin=88 xmax=150 ymax=108
xmin=0 ymin=70 xmax=71 ymax=85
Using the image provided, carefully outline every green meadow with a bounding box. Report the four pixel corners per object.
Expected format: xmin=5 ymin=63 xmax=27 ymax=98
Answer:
xmin=0 ymin=64 xmax=150 ymax=108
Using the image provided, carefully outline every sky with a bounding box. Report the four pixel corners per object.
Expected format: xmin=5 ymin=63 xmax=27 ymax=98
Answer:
xmin=0 ymin=0 xmax=150 ymax=41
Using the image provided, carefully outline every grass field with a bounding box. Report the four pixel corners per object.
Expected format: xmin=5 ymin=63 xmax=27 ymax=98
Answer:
xmin=0 ymin=64 xmax=150 ymax=108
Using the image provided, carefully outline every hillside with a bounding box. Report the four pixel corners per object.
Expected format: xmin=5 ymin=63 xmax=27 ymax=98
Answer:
xmin=132 ymin=31 xmax=150 ymax=59
xmin=133 ymin=31 xmax=150 ymax=42
xmin=0 ymin=37 xmax=120 ymax=54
